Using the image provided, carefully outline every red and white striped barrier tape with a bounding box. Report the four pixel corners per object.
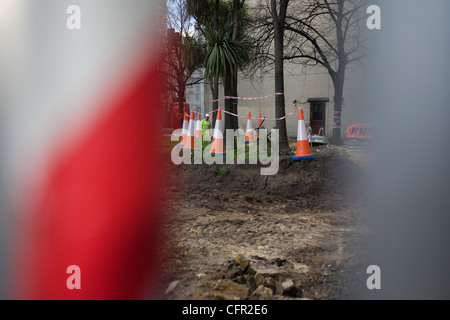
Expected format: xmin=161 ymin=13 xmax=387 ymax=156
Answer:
xmin=182 ymin=92 xmax=308 ymax=121
xmin=212 ymin=92 xmax=284 ymax=102
xmin=186 ymin=106 xmax=305 ymax=121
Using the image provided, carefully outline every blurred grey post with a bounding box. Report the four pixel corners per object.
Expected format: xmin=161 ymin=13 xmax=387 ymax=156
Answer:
xmin=364 ymin=0 xmax=450 ymax=299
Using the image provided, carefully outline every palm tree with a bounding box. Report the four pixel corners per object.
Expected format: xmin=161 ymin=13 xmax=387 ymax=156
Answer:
xmin=186 ymin=0 xmax=223 ymax=126
xmin=203 ymin=18 xmax=251 ymax=92
xmin=186 ymin=0 xmax=253 ymax=132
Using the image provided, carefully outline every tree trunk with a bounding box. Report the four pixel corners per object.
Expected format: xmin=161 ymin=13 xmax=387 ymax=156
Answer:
xmin=224 ymin=73 xmax=234 ymax=147
xmin=210 ymin=0 xmax=220 ymax=130
xmin=272 ymin=0 xmax=291 ymax=155
xmin=332 ymin=3 xmax=345 ymax=144
xmin=230 ymin=1 xmax=241 ymax=132
xmin=331 ymin=68 xmax=345 ymax=144
xmin=211 ymin=77 xmax=219 ymax=129
xmin=274 ymin=39 xmax=290 ymax=154
xmin=178 ymin=85 xmax=185 ymax=128
xmin=232 ymin=67 xmax=238 ymax=130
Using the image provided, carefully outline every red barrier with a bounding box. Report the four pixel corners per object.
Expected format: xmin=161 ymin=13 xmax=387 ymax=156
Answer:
xmin=346 ymin=123 xmax=374 ymax=139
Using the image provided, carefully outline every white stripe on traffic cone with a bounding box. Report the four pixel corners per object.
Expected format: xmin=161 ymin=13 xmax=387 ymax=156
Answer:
xmin=180 ymin=111 xmax=189 ymax=146
xmin=210 ymin=108 xmax=226 ymax=156
xmin=195 ymin=114 xmax=202 ymax=139
xmin=291 ymin=109 xmax=315 ymax=161
xmin=183 ymin=109 xmax=196 ymax=149
xmin=245 ymin=112 xmax=255 ymax=144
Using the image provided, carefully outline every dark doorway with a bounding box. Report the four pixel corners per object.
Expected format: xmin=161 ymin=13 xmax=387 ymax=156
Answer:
xmin=310 ymin=101 xmax=326 ymax=135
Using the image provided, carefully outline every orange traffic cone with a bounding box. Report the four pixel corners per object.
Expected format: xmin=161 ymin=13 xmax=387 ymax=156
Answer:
xmin=195 ymin=114 xmax=202 ymax=139
xmin=183 ymin=109 xmax=196 ymax=150
xmin=180 ymin=111 xmax=189 ymax=146
xmin=244 ymin=112 xmax=255 ymax=144
xmin=257 ymin=112 xmax=263 ymax=139
xmin=210 ymin=108 xmax=226 ymax=156
xmin=291 ymin=109 xmax=315 ymax=161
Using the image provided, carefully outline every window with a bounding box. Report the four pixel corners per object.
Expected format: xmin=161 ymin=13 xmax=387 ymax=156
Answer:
xmin=312 ymin=103 xmax=324 ymax=121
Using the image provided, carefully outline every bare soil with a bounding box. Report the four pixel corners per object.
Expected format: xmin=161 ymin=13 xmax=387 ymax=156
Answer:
xmin=157 ymin=145 xmax=371 ymax=300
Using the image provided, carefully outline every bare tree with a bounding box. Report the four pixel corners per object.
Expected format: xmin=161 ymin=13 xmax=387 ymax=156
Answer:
xmin=250 ymin=0 xmax=368 ymax=144
xmin=284 ymin=0 xmax=369 ymax=143
xmin=162 ymin=0 xmax=204 ymax=128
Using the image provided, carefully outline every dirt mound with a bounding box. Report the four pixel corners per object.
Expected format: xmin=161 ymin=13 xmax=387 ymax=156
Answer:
xmin=176 ymin=146 xmax=365 ymax=212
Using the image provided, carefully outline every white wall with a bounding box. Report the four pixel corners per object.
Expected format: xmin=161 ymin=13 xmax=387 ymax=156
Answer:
xmin=201 ymin=61 xmax=370 ymax=140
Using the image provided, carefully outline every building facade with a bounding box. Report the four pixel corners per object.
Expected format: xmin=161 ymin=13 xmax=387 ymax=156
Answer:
xmin=201 ymin=59 xmax=372 ymax=140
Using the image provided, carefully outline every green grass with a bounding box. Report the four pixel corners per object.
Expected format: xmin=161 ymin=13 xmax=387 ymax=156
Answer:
xmin=216 ymin=167 xmax=228 ymax=177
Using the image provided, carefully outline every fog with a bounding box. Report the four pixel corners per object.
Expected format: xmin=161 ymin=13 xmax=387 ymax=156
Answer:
xmin=364 ymin=0 xmax=450 ymax=299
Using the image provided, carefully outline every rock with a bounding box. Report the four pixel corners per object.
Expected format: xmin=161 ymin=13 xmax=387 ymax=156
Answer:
xmin=253 ymin=284 xmax=264 ymax=294
xmin=282 ymin=279 xmax=295 ymax=291
xmin=227 ymin=263 xmax=245 ymax=279
xmin=164 ymin=280 xmax=184 ymax=296
xmin=253 ymin=285 xmax=273 ymax=299
xmin=253 ymin=268 xmax=279 ymax=276
xmin=263 ymin=277 xmax=277 ymax=293
xmin=275 ymin=281 xmax=285 ymax=296
xmin=234 ymin=254 xmax=250 ymax=271
xmin=254 ymin=273 xmax=265 ymax=287
xmin=293 ymin=263 xmax=309 ymax=273
xmin=235 ymin=274 xmax=257 ymax=292
xmin=244 ymin=275 xmax=257 ymax=292
xmin=244 ymin=267 xmax=257 ymax=276
xmin=281 ymin=279 xmax=298 ymax=297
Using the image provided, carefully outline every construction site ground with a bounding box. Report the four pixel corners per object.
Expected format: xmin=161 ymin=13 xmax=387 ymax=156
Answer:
xmin=158 ymin=140 xmax=372 ymax=300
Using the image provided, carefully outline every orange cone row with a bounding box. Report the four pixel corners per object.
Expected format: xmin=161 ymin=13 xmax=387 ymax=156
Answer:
xmin=179 ymin=108 xmax=315 ymax=161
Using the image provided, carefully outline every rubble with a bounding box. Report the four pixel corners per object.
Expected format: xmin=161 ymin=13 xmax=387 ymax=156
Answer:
xmin=197 ymin=255 xmax=304 ymax=300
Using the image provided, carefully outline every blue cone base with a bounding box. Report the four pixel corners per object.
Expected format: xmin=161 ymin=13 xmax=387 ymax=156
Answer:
xmin=291 ymin=155 xmax=315 ymax=161
xmin=211 ymin=153 xmax=227 ymax=156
